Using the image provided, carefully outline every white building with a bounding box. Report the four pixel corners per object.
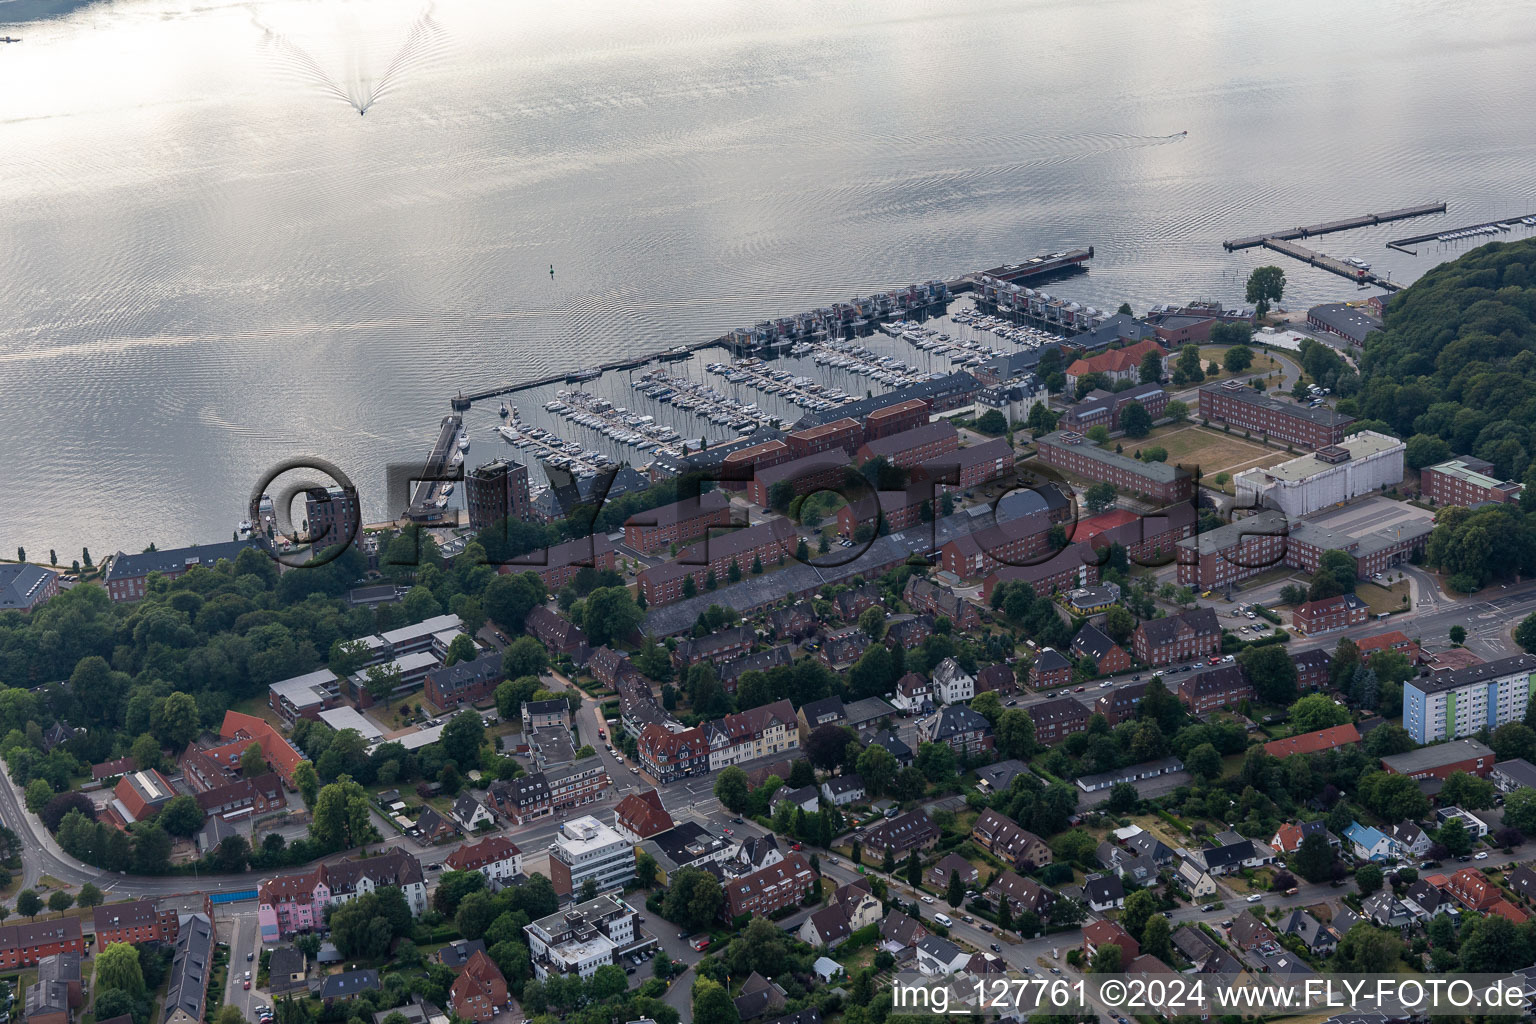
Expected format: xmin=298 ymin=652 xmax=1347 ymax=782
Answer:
xmin=445 ymin=835 xmax=523 ymax=885
xmin=524 ymin=894 xmax=653 ymax=979
xmin=1233 ymin=431 xmax=1405 ymax=517
xmin=930 ymin=657 xmax=975 ymax=705
xmin=549 ymin=815 xmax=636 ymax=897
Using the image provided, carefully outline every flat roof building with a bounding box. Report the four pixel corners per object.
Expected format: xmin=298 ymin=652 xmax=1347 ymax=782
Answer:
xmin=1234 ymin=431 xmax=1405 ymax=517
xmin=1403 ymin=654 xmax=1536 ymax=744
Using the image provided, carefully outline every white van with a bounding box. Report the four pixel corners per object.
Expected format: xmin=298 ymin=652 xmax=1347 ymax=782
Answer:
xmin=933 ymin=912 xmax=953 ymax=927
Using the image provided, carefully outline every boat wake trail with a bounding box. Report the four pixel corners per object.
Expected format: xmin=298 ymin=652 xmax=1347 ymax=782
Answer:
xmin=253 ymin=4 xmax=447 ymax=116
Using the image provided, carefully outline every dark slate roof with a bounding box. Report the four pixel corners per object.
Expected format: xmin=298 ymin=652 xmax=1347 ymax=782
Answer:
xmin=106 ymin=540 xmax=262 ymax=581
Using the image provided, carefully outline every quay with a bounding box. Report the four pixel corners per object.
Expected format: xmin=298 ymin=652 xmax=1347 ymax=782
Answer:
xmin=1222 ymin=202 xmax=1446 ymax=250
xmin=1386 ymin=214 xmax=1536 ymax=254
xmin=1260 ymin=237 xmax=1406 ymax=292
xmin=404 ymin=414 xmax=461 ymax=523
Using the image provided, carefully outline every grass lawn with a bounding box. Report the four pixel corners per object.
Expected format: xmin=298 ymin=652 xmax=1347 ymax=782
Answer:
xmin=1196 ymin=347 xmax=1285 ymax=387
xmin=1145 ymin=424 xmax=1288 ymax=485
xmin=1355 ymin=579 xmax=1411 ymax=617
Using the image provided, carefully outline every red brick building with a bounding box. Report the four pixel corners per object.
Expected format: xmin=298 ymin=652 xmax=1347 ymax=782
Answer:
xmin=1065 ymin=340 xmax=1167 ymax=389
xmin=863 ymin=399 xmax=931 ymax=440
xmin=465 ymin=459 xmax=530 ymax=531
xmin=1421 ymin=457 xmax=1523 ymax=508
xmin=1198 ymin=380 xmax=1353 ymax=450
xmin=1263 ymin=723 xmax=1361 ymax=759
xmin=981 ymin=543 xmax=1099 ymax=601
xmin=920 ymin=437 xmax=1013 ymax=490
xmin=0 ymin=919 xmax=83 ymax=969
xmin=1177 ymin=665 xmax=1253 ymax=713
xmin=1071 ymin=624 xmax=1133 ymax=675
xmin=195 ymin=773 xmax=287 ymax=818
xmin=722 ymin=853 xmax=817 ymax=921
xmin=637 ymin=518 xmax=797 ymax=605
xmin=1292 ymin=649 xmax=1332 ymax=691
xmin=93 ymin=900 xmax=179 ymax=947
xmin=1027 ymin=696 xmax=1092 ymax=745
xmin=505 ymin=534 xmax=617 ymax=591
xmin=1034 ymin=431 xmax=1193 ymax=504
xmin=1063 ymin=383 xmax=1169 ymax=433
xmin=903 ymin=576 xmax=982 ymax=631
xmin=941 ymin=512 xmax=1051 ymax=578
xmin=524 ymin=606 xmax=588 ymax=655
xmin=786 ymin=418 xmax=863 ymax=458
xmin=1028 ymin=649 xmax=1073 ymax=690
xmin=855 ymin=422 xmax=959 ymax=470
xmin=1133 ymin=608 xmax=1221 ymax=667
xmin=1095 ymin=680 xmax=1149 ymax=725
xmin=1445 ymin=868 xmax=1500 ymax=911
xmin=623 ymin=493 xmax=735 ymax=554
xmin=721 ymin=439 xmax=792 ymax=488
xmin=747 ymin=452 xmax=849 ymax=507
xmin=1357 ymin=630 xmax=1421 ymax=664
xmin=1292 ymin=593 xmax=1369 ymax=635
xmin=450 ymin=950 xmax=509 ymax=1022
xmin=1381 ymin=739 xmax=1496 ymax=781
xmin=836 ymin=486 xmax=928 ymax=537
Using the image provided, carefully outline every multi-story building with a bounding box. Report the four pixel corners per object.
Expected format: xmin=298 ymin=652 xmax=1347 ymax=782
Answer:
xmin=855 ymin=422 xmax=959 ymax=470
xmin=303 ymin=486 xmax=361 ymax=551
xmin=981 ymin=543 xmax=1099 ymax=600
xmin=1421 ymin=457 xmax=1525 ymax=508
xmin=424 ymin=651 xmax=504 ymax=708
xmin=547 ymin=816 xmax=636 ymax=897
xmin=1198 ymin=380 xmax=1354 ymax=450
xmin=673 ymin=625 xmax=756 ymax=668
xmin=1095 ymin=680 xmax=1149 ymax=725
xmin=1234 ymin=432 xmax=1405 ymax=516
xmin=508 ymin=534 xmax=617 ymax=592
xmin=163 ymin=912 xmax=215 ymax=1024
xmin=525 ymin=894 xmax=654 ymax=980
xmin=450 ymin=950 xmax=509 ymax=1023
xmin=703 ymin=700 xmax=798 ymax=771
xmin=920 ymin=437 xmax=1013 ymax=491
xmin=916 ymin=705 xmax=993 ymax=755
xmin=930 ymin=657 xmax=975 ymax=704
xmin=0 ymin=920 xmax=84 ymax=970
xmin=92 ymin=899 xmax=180 ymax=947
xmin=1292 ymin=593 xmax=1369 ymax=635
xmin=0 ymin=563 xmax=59 ymax=613
xmin=1177 ymin=666 xmax=1253 ymax=714
xmin=972 ymin=809 xmax=1053 ymax=869
xmin=1034 ymin=431 xmax=1193 ymax=504
xmin=747 ymin=452 xmax=850 ymax=507
xmin=257 ymin=850 xmax=429 ymax=942
xmin=1177 ymin=508 xmax=1430 ymax=588
xmin=466 ymin=459 xmax=530 ymax=531
xmin=1029 ymin=648 xmax=1072 ymax=691
xmin=103 ymin=540 xmax=260 ymax=603
xmin=863 ymin=398 xmax=931 ymax=440
xmin=444 ymin=836 xmax=523 ymax=886
xmin=1027 ymin=696 xmax=1092 ymax=745
xmin=486 ymin=773 xmax=551 ymax=824
xmin=786 ymin=418 xmax=864 ymax=458
xmin=216 ymin=711 xmax=305 ymax=784
xmin=1071 ymin=623 xmax=1133 ymax=674
xmin=1132 ymin=608 xmax=1221 ymax=666
xmin=623 ymin=493 xmax=735 ymax=554
xmin=719 ymin=439 xmax=793 ymax=489
xmin=1402 ymin=654 xmax=1536 ymax=744
xmin=104 ymin=769 xmax=178 ymax=828
xmin=722 ymin=853 xmax=817 ymax=921
xmin=904 ymin=576 xmax=982 ymax=631
xmin=1357 ymin=630 xmax=1421 ymax=664
xmin=542 ymin=757 xmax=611 ymax=815
xmin=523 ymin=606 xmax=587 ymax=654
xmin=25 ymin=953 xmax=81 ymax=1024
xmin=858 ymin=811 xmax=939 ymax=857
xmin=637 ymin=518 xmax=797 ymax=605
xmin=1062 ymin=383 xmax=1169 ymax=433
xmin=1065 ymin=339 xmax=1167 ymax=389
xmin=940 ymin=512 xmax=1052 ymax=579
xmin=195 ymin=772 xmax=287 ymax=819
xmin=1292 ymin=648 xmax=1332 ymax=690
xmin=521 ymin=698 xmax=571 ymax=733
xmin=613 ymin=789 xmax=674 ymax=842
xmin=1306 ymin=303 xmax=1382 ymax=346
xmin=1380 ymin=738 xmax=1496 ymax=781
xmin=267 ymin=668 xmax=343 ymax=723
xmin=636 ymin=725 xmax=709 ymax=782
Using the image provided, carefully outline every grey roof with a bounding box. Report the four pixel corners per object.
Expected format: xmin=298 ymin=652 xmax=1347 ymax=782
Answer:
xmin=1083 ymin=874 xmax=1124 ymax=904
xmin=320 ymin=969 xmax=380 ymax=1000
xmin=720 ymin=645 xmax=794 ymax=682
xmin=106 ymin=540 xmax=261 ymax=582
xmin=267 ymin=946 xmax=307 ymax=986
xmin=1072 ymin=623 xmax=1120 ymax=661
xmin=859 ymin=421 xmax=956 ymax=459
xmin=1308 ymin=303 xmax=1382 ymax=344
xmin=425 ymin=651 xmax=504 ymax=696
xmin=1123 ymin=830 xmax=1176 ymax=862
xmin=975 ymin=759 xmax=1029 ymax=791
xmin=1036 ymin=431 xmax=1190 ymax=485
xmin=917 ymin=934 xmax=964 ymax=964
xmin=1200 ymin=839 xmax=1254 ymax=870
xmin=844 ymin=697 xmax=898 ymax=726
xmin=922 ymin=705 xmax=990 ymax=741
xmin=1381 ymin=738 xmax=1495 ymax=774
xmin=793 ymin=372 xmax=979 ymax=429
xmin=163 ymin=913 xmax=214 ymax=1024
xmin=822 ymin=774 xmax=865 ymax=797
xmin=1497 ymin=758 xmax=1536 ymax=790
xmin=440 ymin=939 xmax=487 ymax=967
xmin=0 ymin=563 xmax=55 ymax=610
xmin=868 ymin=729 xmax=912 ymax=762
xmin=1200 ymin=380 xmax=1356 ymax=429
xmin=799 ymin=697 xmax=846 ymax=724
xmin=1408 ymin=653 xmax=1536 ymax=695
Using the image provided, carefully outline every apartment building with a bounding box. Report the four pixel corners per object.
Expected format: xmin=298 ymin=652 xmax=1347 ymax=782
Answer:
xmin=1177 ymin=666 xmax=1254 ymax=714
xmin=525 ymin=893 xmax=651 ymax=980
xmin=920 ymin=437 xmax=1013 ymax=490
xmin=722 ymin=854 xmax=818 ymax=921
xmin=93 ymin=899 xmax=179 ymax=947
xmin=465 ymin=459 xmax=530 ymax=530
xmin=444 ymin=836 xmax=523 ymax=886
xmin=267 ymin=668 xmax=343 ymax=723
xmin=786 ymin=417 xmax=864 ymax=457
xmin=547 ymin=816 xmax=636 ymax=897
xmin=1034 ymin=431 xmax=1193 ymax=504
xmin=747 ymin=452 xmax=850 ymax=507
xmin=637 ymin=519 xmax=797 ymax=605
xmin=940 ymin=511 xmax=1051 ymax=579
xmin=1402 ymin=654 xmax=1536 ymax=744
xmin=623 ymin=492 xmax=735 ymax=554
xmin=855 ymin=422 xmax=960 ymax=470
xmin=1132 ymin=608 xmax=1221 ymax=666
xmin=1063 ymin=383 xmax=1169 ymax=432
xmin=1421 ymin=457 xmax=1524 ymax=508
xmin=703 ymin=700 xmax=798 ymax=771
xmin=1027 ymin=696 xmax=1092 ymax=745
xmin=636 ymin=725 xmax=709 ymax=782
xmin=863 ymin=398 xmax=931 ymax=440
xmin=257 ymin=850 xmax=428 ymax=943
xmin=1292 ymin=593 xmax=1369 ymax=635
xmin=1198 ymin=380 xmax=1354 ymax=450
xmin=104 ymin=540 xmax=260 ymax=602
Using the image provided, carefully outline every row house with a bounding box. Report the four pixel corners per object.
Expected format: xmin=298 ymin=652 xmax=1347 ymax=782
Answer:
xmin=903 ymin=576 xmax=982 ymax=630
xmin=622 ymin=492 xmax=736 ymax=554
xmin=796 ymin=696 xmax=847 ymax=741
xmin=833 ymin=583 xmax=883 ymax=621
xmin=637 ymin=724 xmax=710 ymax=782
xmin=487 ymin=774 xmax=552 ymax=825
xmin=855 ymin=421 xmax=959 ymax=470
xmin=1358 ymin=630 xmax=1421 ymax=664
xmin=987 ymin=870 xmax=1054 ymax=918
xmin=703 ymin=700 xmax=798 ymax=771
xmin=424 ymin=651 xmax=504 ymax=709
xmin=722 ymin=853 xmax=818 ymax=921
xmin=0 ymin=920 xmax=84 ymax=970
xmin=1263 ymin=723 xmax=1361 ymax=759
xmin=1071 ymin=623 xmax=1132 ymax=675
xmin=885 ymin=614 xmax=935 ymax=650
xmin=920 ymin=437 xmax=1013 ymax=491
xmin=93 ymin=899 xmax=179 ymax=947
xmin=768 ymin=604 xmax=816 ymax=641
xmin=1132 ymin=608 xmax=1221 ymax=667
xmin=524 ymin=606 xmax=588 ymax=655
xmin=673 ymin=625 xmax=756 ymax=668
xmin=257 ymin=850 xmax=429 ymax=943
xmin=587 ymin=646 xmax=633 ymax=688
xmin=444 ymin=836 xmax=523 ymax=886
xmin=1292 ymin=593 xmax=1368 ymax=636
xmin=972 ymin=809 xmax=1052 ymax=869
xmin=941 ymin=511 xmax=1052 ymax=579
xmin=543 ymin=757 xmax=612 ymax=815
xmin=719 ymin=645 xmax=794 ymax=692
xmin=1198 ymin=380 xmax=1354 ymax=450
xmin=1028 ymin=696 xmax=1092 ymax=745
xmin=1177 ymin=665 xmax=1253 ymax=714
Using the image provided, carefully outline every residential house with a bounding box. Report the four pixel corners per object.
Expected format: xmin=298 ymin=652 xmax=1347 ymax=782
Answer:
xmin=93 ymin=900 xmax=179 ymax=947
xmin=1083 ymin=874 xmax=1125 ymax=912
xmin=1278 ymin=908 xmax=1338 ymax=955
xmin=884 ymin=615 xmax=934 ymax=651
xmin=1360 ymin=892 xmax=1413 ymax=934
xmin=321 ymin=970 xmax=380 ymax=1007
xmin=1072 ymin=624 xmax=1133 ymax=675
xmin=1446 ymin=868 xmax=1501 ymax=911
xmin=867 ymin=729 xmax=913 ymax=767
xmin=1262 ymin=723 xmax=1361 ymax=759
xmin=1227 ymin=911 xmax=1275 ymax=951
xmin=266 ymin=947 xmax=308 ymax=996
xmin=903 ymin=577 xmax=982 ymax=631
xmin=821 ymin=774 xmax=866 ymax=807
xmin=799 ymin=905 xmax=853 ymax=950
xmin=973 ymin=664 xmax=1019 ymax=697
xmin=972 ymin=810 xmax=1052 ymax=868
xmin=444 ymin=836 xmax=522 ymax=886
xmin=1027 ymin=696 xmax=1092 ymax=745
xmin=703 ymin=700 xmax=798 ymax=771
xmin=1082 ymin=920 xmax=1139 ymax=962
xmin=613 ymin=789 xmax=675 ymax=842
xmin=770 ymin=786 xmax=820 ymax=816
xmin=930 ymin=658 xmax=975 ymax=704
xmin=880 ymin=911 xmax=928 ymax=953
xmin=1029 ymin=649 xmax=1072 ymax=690
xmin=1343 ymin=822 xmax=1394 ymax=862
xmin=916 ymin=936 xmax=970 ymax=977
xmin=453 ymin=793 xmax=496 ymax=832
xmin=722 ymin=853 xmax=818 ymax=921
xmin=449 ymin=951 xmax=508 ymax=1023
xmin=1176 ymin=860 xmax=1218 ymax=899
xmin=734 ymin=835 xmax=785 ymax=874
xmin=797 ymin=697 xmax=847 ymax=742
xmin=733 ymin=972 xmax=787 ymax=1021
xmin=926 ymin=853 xmax=980 ymax=889
xmin=1388 ymin=821 xmax=1432 ymax=860
xmin=916 ymin=705 xmax=994 ymax=755
xmin=987 ymin=871 xmax=1053 ymax=918
xmin=415 ymin=807 xmax=458 ymax=843
xmin=892 ymin=673 xmax=934 ymax=714
xmin=637 ymin=725 xmax=709 ymax=782
xmin=1177 ymin=665 xmax=1253 ymax=714
xmin=974 ymin=760 xmax=1029 ymax=795
xmin=163 ymin=913 xmax=216 ymax=1024
xmin=859 ymin=811 xmax=939 ymax=856
xmin=1269 ymin=820 xmax=1332 ymax=855
xmin=1133 ymin=608 xmax=1221 ymax=667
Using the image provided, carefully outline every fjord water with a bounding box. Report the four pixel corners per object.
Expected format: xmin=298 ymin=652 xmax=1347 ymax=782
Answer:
xmin=2 ymin=0 xmax=1535 ymax=554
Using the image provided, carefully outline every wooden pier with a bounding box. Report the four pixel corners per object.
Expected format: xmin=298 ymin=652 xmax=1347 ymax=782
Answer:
xmin=1260 ymin=238 xmax=1406 ymax=292
xmin=1223 ymin=202 xmax=1446 ymax=251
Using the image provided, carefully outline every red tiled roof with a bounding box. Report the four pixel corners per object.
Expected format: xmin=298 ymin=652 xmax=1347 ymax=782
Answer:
xmin=614 ymin=789 xmax=674 ymax=839
xmin=1263 ymin=723 xmax=1361 ymax=759
xmin=445 ymin=836 xmax=521 ymax=872
xmin=220 ymin=711 xmax=304 ymax=780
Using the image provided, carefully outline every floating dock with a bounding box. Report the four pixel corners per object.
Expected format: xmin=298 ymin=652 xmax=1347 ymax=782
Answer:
xmin=977 ymin=247 xmax=1095 ymax=283
xmin=1223 ymin=203 xmax=1446 ymax=250
xmin=1260 ymin=238 xmax=1406 ymax=292
xmin=1386 ymin=215 xmax=1536 ymax=254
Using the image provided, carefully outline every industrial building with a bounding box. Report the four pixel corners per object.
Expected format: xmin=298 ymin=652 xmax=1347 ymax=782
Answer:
xmin=1233 ymin=431 xmax=1404 ymax=516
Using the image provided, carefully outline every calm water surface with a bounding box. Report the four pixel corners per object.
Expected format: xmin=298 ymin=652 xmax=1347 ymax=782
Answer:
xmin=2 ymin=0 xmax=1535 ymax=554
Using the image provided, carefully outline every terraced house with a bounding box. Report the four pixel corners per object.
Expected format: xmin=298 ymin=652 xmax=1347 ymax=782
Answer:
xmin=637 ymin=724 xmax=710 ymax=782
xmin=257 ymin=850 xmax=428 ymax=943
xmin=704 ymin=700 xmax=798 ymax=771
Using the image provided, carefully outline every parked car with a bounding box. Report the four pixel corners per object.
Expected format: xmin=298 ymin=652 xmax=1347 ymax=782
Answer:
xmin=980 ymin=923 xmax=994 ymax=933
xmin=990 ymin=943 xmax=1002 ymax=952
xmin=1201 ymin=904 xmax=1216 ymax=912
xmin=243 ymin=981 xmax=251 ymax=991
xmin=1474 ymin=851 xmax=1489 ymax=860
xmin=921 ymin=895 xmax=935 ymax=904
xmin=1246 ymin=893 xmax=1263 ymax=903
xmin=1285 ymin=887 xmax=1299 ymax=896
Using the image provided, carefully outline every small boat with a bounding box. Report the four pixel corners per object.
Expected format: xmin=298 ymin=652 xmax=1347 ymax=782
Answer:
xmin=499 ymin=403 xmax=509 ymax=418
xmin=457 ymin=437 xmax=469 ymax=452
xmin=442 ymin=483 xmax=454 ymax=496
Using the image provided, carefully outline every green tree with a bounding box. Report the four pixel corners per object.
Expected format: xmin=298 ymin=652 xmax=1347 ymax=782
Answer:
xmin=855 ymin=743 xmax=897 ymax=797
xmin=1142 ymin=914 xmax=1172 ymax=962
xmin=1516 ymin=612 xmax=1536 ymax=654
xmin=1502 ymin=788 xmax=1536 ymax=834
xmin=713 ymin=766 xmax=749 ymax=813
xmin=1222 ymin=345 xmax=1253 ymax=373
xmin=858 ymin=605 xmax=886 ymax=640
xmin=1084 ymin=481 xmax=1118 ymax=513
xmin=1287 ymin=693 xmax=1351 ymax=732
xmin=1436 ymin=816 xmax=1473 ymax=857
xmin=1245 ymin=265 xmax=1286 ymax=320
xmin=905 ymin=851 xmax=922 ymax=888
xmin=158 ymin=794 xmax=204 ymax=837
xmin=47 ymin=891 xmax=73 ymax=914
xmin=1172 ymin=344 xmax=1203 ymax=386
xmin=1294 ymin=831 xmax=1334 ymax=883
xmin=24 ymin=779 xmax=52 ymax=813
xmin=311 ymin=775 xmax=379 ymax=850
xmin=584 ymin=586 xmax=644 ymax=647
xmin=77 ymin=883 xmax=103 ymax=909
xmin=1356 ymin=863 xmax=1384 ymax=896
xmin=1139 ymin=350 xmax=1164 ymax=384
xmin=692 ymin=978 xmax=740 ymax=1024
xmin=1118 ymin=402 xmax=1152 ymax=438
xmin=1336 ymin=923 xmax=1402 ymax=972
xmin=441 ymin=712 xmax=485 ymax=769
xmin=502 ymin=636 xmax=549 ymax=679
xmin=240 ymin=742 xmax=267 ymax=778
xmin=292 ymin=760 xmax=319 ymax=807
xmin=444 ymin=632 xmax=479 ymax=666
xmin=1439 ymin=770 xmax=1495 ymax=810
xmin=1185 ymin=742 xmax=1222 ymax=781
xmin=662 ymin=868 xmax=724 ymax=931
xmin=96 ymin=942 xmax=146 ymax=994
xmin=1239 ymin=643 xmax=1298 ymax=705
xmin=14 ymin=890 xmax=40 ymax=921
xmin=945 ymin=870 xmax=964 ymax=908
xmin=1121 ymin=889 xmax=1158 ymax=941
xmin=1089 ymin=943 xmax=1123 ymax=973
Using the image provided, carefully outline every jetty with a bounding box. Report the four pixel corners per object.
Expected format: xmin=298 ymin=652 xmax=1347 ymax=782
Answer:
xmin=403 ymin=414 xmax=462 ymax=523
xmin=1386 ymin=214 xmax=1536 ymax=255
xmin=1222 ymin=203 xmax=1446 ymax=251
xmin=1259 ymin=238 xmax=1406 ymax=292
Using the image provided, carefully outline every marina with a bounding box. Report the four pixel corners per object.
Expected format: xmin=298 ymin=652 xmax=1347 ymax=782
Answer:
xmin=404 ymin=414 xmax=462 ymax=523
xmin=1386 ymin=215 xmax=1536 ymax=255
